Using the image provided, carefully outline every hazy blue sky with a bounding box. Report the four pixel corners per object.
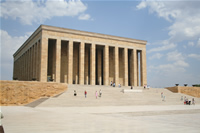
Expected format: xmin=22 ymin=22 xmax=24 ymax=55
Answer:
xmin=1 ymin=0 xmax=200 ymax=87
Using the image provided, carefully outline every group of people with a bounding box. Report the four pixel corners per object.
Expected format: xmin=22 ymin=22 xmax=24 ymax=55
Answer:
xmin=144 ymin=84 xmax=150 ymax=89
xmin=74 ymin=90 xmax=102 ymax=99
xmin=110 ymin=81 xmax=121 ymax=88
xmin=182 ymin=96 xmax=195 ymax=105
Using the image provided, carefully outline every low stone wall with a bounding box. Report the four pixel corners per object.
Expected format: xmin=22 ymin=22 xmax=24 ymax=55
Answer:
xmin=0 ymin=80 xmax=67 ymax=105
xmin=165 ymin=86 xmax=178 ymax=93
xmin=166 ymin=86 xmax=200 ymax=98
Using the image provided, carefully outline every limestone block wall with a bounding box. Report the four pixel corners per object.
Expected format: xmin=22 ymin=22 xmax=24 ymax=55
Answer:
xmin=166 ymin=86 xmax=200 ymax=98
xmin=0 ymin=80 xmax=67 ymax=105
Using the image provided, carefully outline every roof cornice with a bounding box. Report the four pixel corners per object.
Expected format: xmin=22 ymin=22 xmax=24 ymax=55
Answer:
xmin=14 ymin=24 xmax=147 ymax=57
xmin=41 ymin=25 xmax=147 ymax=45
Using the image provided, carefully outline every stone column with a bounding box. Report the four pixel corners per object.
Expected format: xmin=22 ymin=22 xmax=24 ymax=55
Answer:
xmin=40 ymin=36 xmax=48 ymax=82
xmin=137 ymin=51 xmax=139 ymax=86
xmin=133 ymin=49 xmax=138 ymax=86
xmin=114 ymin=46 xmax=119 ymax=86
xmin=79 ymin=42 xmax=85 ymax=85
xmin=140 ymin=50 xmax=147 ymax=86
xmin=104 ymin=45 xmax=109 ymax=85
xmin=34 ymin=43 xmax=37 ymax=80
xmin=68 ymin=40 xmax=73 ymax=84
xmin=90 ymin=43 xmax=96 ymax=85
xmin=27 ymin=49 xmax=30 ymax=81
xmin=17 ymin=59 xmax=19 ymax=80
xmin=55 ymin=39 xmax=61 ymax=82
xmin=97 ymin=49 xmax=102 ymax=85
xmin=23 ymin=54 xmax=25 ymax=80
xmin=32 ymin=44 xmax=35 ymax=80
xmin=84 ymin=47 xmax=89 ymax=85
xmin=19 ymin=57 xmax=21 ymax=80
xmin=20 ymin=55 xmax=23 ymax=80
xmin=30 ymin=47 xmax=33 ymax=80
xmin=26 ymin=50 xmax=28 ymax=81
xmin=124 ymin=48 xmax=128 ymax=86
xmin=35 ymin=43 xmax=38 ymax=81
xmin=37 ymin=41 xmax=41 ymax=81
xmin=22 ymin=55 xmax=24 ymax=80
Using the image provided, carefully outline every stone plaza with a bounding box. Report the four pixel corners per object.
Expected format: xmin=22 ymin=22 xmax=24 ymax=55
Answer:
xmin=1 ymin=85 xmax=200 ymax=133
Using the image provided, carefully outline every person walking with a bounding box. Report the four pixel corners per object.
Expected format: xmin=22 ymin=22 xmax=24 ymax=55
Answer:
xmin=84 ymin=90 xmax=87 ymax=98
xmin=113 ymin=82 xmax=115 ymax=87
xmin=192 ymin=98 xmax=195 ymax=105
xmin=95 ymin=91 xmax=98 ymax=99
xmin=99 ymin=89 xmax=102 ymax=97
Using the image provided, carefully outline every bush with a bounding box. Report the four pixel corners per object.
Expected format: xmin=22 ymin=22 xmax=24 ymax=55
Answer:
xmin=192 ymin=84 xmax=200 ymax=87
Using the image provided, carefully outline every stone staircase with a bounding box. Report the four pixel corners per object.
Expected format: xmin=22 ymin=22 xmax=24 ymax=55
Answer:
xmin=35 ymin=85 xmax=199 ymax=107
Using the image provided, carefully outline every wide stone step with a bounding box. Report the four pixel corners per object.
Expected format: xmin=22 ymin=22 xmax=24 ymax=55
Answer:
xmin=34 ymin=85 xmax=198 ymax=107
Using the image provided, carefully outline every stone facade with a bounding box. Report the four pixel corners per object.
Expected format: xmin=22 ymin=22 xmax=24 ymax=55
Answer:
xmin=13 ymin=25 xmax=147 ymax=86
xmin=166 ymin=86 xmax=200 ymax=98
xmin=0 ymin=80 xmax=67 ymax=105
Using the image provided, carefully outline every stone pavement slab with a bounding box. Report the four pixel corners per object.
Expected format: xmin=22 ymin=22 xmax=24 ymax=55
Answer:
xmin=1 ymin=105 xmax=200 ymax=133
xmin=2 ymin=85 xmax=200 ymax=133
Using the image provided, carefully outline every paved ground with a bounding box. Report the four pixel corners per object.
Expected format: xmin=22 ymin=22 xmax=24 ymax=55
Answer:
xmin=1 ymin=85 xmax=200 ymax=133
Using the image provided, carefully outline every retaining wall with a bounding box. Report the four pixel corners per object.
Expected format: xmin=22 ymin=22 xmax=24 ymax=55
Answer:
xmin=0 ymin=80 xmax=67 ymax=105
xmin=166 ymin=86 xmax=200 ymax=98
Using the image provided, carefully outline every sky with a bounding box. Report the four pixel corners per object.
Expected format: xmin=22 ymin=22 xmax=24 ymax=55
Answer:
xmin=0 ymin=0 xmax=200 ymax=88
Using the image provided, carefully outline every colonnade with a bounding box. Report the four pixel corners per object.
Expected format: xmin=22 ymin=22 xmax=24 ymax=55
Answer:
xmin=13 ymin=40 xmax=41 ymax=81
xmin=39 ymin=38 xmax=146 ymax=86
xmin=13 ymin=25 xmax=147 ymax=87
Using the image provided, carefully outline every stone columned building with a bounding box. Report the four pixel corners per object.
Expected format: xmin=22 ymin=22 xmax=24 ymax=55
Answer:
xmin=13 ymin=25 xmax=147 ymax=86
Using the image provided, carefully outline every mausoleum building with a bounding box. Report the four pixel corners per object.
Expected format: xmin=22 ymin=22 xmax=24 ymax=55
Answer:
xmin=13 ymin=25 xmax=147 ymax=86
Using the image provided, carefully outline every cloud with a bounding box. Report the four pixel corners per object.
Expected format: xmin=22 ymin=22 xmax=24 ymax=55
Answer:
xmin=188 ymin=54 xmax=200 ymax=60
xmin=148 ymin=40 xmax=176 ymax=53
xmin=138 ymin=1 xmax=200 ymax=87
xmin=167 ymin=50 xmax=184 ymax=61
xmin=137 ymin=1 xmax=200 ymax=43
xmin=188 ymin=41 xmax=194 ymax=47
xmin=148 ymin=50 xmax=189 ymax=82
xmin=0 ymin=0 xmax=90 ymax=25
xmin=136 ymin=1 xmax=147 ymax=9
xmin=0 ymin=29 xmax=29 ymax=80
xmin=149 ymin=53 xmax=163 ymax=60
xmin=78 ymin=14 xmax=91 ymax=20
xmin=197 ymin=38 xmax=200 ymax=47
